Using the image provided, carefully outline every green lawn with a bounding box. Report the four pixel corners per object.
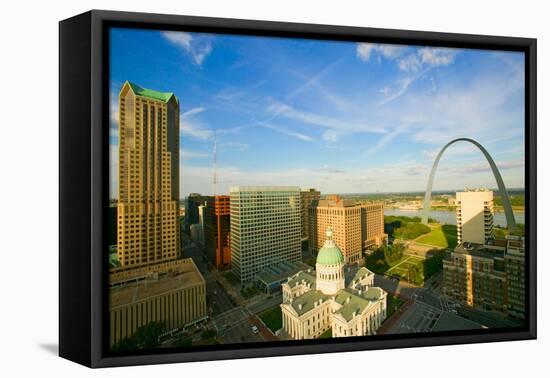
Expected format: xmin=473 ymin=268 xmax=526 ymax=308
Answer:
xmin=416 ymin=224 xmax=457 ymax=249
xmin=319 ymin=328 xmax=332 ymax=338
xmin=259 ymin=306 xmax=283 ymax=332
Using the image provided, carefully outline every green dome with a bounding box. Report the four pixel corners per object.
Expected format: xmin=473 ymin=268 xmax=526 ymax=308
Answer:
xmin=316 ymin=228 xmax=344 ymax=266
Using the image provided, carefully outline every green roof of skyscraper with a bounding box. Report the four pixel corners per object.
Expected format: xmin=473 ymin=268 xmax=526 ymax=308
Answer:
xmin=126 ymin=81 xmax=176 ymax=103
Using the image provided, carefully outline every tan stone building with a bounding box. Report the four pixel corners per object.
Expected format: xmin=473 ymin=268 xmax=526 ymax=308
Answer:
xmin=456 ymin=189 xmax=494 ymax=244
xmin=117 ymin=81 xmax=180 ymax=268
xmin=281 ymin=229 xmax=387 ymax=339
xmin=309 ymin=196 xmax=386 ymax=264
xmin=300 ymin=188 xmax=320 ymax=241
xmin=109 ymin=258 xmax=207 ymax=345
xmin=442 ymin=236 xmax=525 ymax=319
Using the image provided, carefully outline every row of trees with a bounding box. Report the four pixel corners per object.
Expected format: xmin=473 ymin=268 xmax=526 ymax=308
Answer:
xmin=112 ymin=321 xmax=165 ymax=351
xmin=393 ymin=222 xmax=431 ymax=240
xmin=385 ymin=215 xmax=433 ymax=241
xmin=365 ymin=243 xmax=406 ymax=273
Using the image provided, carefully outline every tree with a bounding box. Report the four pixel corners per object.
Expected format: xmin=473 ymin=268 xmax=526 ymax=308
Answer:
xmin=131 ymin=321 xmax=165 ymax=349
xmin=407 ymin=265 xmax=424 ymax=285
xmin=383 ymin=243 xmax=405 ymax=265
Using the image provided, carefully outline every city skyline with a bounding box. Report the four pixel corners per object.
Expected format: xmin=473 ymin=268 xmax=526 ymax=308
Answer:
xmin=109 ymin=28 xmax=525 ymax=198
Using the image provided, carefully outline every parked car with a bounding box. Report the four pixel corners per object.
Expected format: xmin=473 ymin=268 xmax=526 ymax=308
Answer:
xmin=251 ymin=326 xmax=259 ymax=334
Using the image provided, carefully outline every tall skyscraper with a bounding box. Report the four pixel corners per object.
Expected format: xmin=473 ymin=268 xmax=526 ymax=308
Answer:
xmin=309 ymin=196 xmax=386 ymax=265
xmin=300 ymin=188 xmax=321 ymax=241
xmin=230 ymin=186 xmax=301 ymax=283
xmin=456 ymin=189 xmax=494 ymax=244
xmin=116 ymin=81 xmax=180 ymax=268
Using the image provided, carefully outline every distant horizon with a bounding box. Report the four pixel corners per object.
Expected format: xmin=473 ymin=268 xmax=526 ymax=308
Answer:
xmin=108 ymin=186 xmax=525 ymax=201
xmin=109 ymin=28 xmax=525 ymax=198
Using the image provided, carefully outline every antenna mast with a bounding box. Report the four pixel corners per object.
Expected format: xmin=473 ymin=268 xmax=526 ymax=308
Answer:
xmin=213 ymin=130 xmax=218 ymax=196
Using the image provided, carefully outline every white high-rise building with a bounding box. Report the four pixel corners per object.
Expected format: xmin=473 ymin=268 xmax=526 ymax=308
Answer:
xmin=230 ymin=186 xmax=301 ymax=283
xmin=456 ymin=189 xmax=494 ymax=244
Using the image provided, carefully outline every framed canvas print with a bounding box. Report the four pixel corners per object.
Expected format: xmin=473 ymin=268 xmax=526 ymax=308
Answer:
xmin=59 ymin=10 xmax=537 ymax=368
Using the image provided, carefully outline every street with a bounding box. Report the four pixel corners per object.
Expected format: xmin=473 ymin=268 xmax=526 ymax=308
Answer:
xmin=179 ymin=238 xmax=279 ymax=345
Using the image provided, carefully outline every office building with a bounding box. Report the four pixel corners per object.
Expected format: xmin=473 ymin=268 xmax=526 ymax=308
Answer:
xmin=281 ymin=228 xmax=387 ymax=339
xmin=204 ymin=195 xmax=232 ymax=270
xmin=116 ymin=81 xmax=180 ymax=268
xmin=456 ymin=189 xmax=494 ymax=244
xmin=109 ymin=258 xmax=207 ymax=346
xmin=300 ymin=188 xmax=321 ymax=241
xmin=185 ymin=193 xmax=211 ymax=226
xmin=442 ymin=236 xmax=526 ymax=318
xmin=309 ymin=195 xmax=386 ymax=264
xmin=504 ymin=236 xmax=526 ymax=319
xmin=230 ymin=186 xmax=301 ymax=283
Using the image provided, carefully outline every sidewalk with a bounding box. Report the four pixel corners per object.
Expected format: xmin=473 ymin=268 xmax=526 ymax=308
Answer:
xmin=377 ymin=298 xmax=413 ymax=335
xmin=249 ymin=314 xmax=279 ymax=341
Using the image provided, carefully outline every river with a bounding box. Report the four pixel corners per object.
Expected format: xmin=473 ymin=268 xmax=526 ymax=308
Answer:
xmin=384 ymin=208 xmax=524 ymax=227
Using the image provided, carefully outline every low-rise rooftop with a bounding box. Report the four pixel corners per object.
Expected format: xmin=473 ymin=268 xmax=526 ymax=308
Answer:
xmin=454 ymin=242 xmax=505 ymax=260
xmin=256 ymin=261 xmax=312 ymax=286
xmin=110 ymin=259 xmax=204 ymax=308
xmin=288 ymin=290 xmax=329 ymax=316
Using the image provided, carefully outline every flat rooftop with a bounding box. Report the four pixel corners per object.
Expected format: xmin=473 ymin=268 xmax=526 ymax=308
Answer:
xmin=453 ymin=242 xmax=505 ymax=260
xmin=256 ymin=261 xmax=312 ymax=285
xmin=110 ymin=259 xmax=204 ymax=308
xmin=230 ymin=186 xmax=300 ymax=193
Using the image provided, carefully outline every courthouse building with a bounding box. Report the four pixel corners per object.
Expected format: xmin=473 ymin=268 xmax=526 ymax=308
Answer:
xmin=281 ymin=228 xmax=387 ymax=339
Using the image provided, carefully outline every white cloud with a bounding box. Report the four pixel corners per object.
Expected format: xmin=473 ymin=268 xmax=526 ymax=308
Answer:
xmin=220 ymin=142 xmax=248 ymax=151
xmin=378 ymin=86 xmax=391 ymax=96
xmin=180 ymin=160 xmax=493 ymax=196
xmin=267 ymin=102 xmax=385 ymax=135
xmin=260 ymin=122 xmax=314 ymax=142
xmin=356 ymin=43 xmax=407 ymax=62
xmin=419 ymin=47 xmax=456 ymax=67
xmin=180 ymin=148 xmax=209 ymax=159
xmin=109 ymin=94 xmax=119 ymax=141
xmin=180 ymin=120 xmax=213 ymax=140
xmin=398 ymin=47 xmax=457 ymax=72
xmin=356 ymin=43 xmax=376 ymax=61
xmin=110 ymin=96 xmax=118 ymax=124
xmin=181 ymin=107 xmax=205 ymax=118
xmin=398 ymin=54 xmax=422 ymax=72
xmin=443 ymin=158 xmax=524 ymax=176
xmin=378 ymin=45 xmax=406 ymax=59
xmin=109 ymin=144 xmax=118 ymax=198
xmin=322 ymin=130 xmax=340 ymax=143
xmin=179 ymin=106 xmax=213 ymax=140
xmin=378 ymin=76 xmax=415 ymax=106
xmin=162 ymin=31 xmax=213 ymax=65
xmin=378 ymin=47 xmax=458 ymax=106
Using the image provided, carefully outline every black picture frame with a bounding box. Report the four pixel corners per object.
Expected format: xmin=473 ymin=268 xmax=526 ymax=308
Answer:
xmin=59 ymin=9 xmax=537 ymax=368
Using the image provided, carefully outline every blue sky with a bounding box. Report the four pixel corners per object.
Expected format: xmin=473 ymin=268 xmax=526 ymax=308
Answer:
xmin=109 ymin=28 xmax=525 ymax=198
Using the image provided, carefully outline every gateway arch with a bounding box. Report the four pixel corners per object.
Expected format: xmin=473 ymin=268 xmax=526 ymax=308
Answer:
xmin=421 ymin=138 xmax=517 ymax=233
